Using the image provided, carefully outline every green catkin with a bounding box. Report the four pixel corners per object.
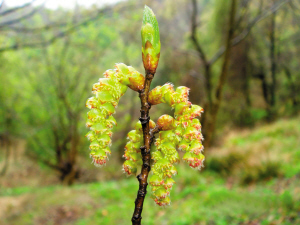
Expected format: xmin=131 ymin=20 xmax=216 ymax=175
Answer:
xmin=85 ymin=63 xmax=145 ymax=167
xmin=123 ymin=120 xmax=156 ymax=176
xmin=148 ymin=83 xmax=204 ymax=206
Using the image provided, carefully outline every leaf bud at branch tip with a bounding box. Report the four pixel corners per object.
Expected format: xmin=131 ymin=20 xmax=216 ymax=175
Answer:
xmin=141 ymin=5 xmax=161 ymax=74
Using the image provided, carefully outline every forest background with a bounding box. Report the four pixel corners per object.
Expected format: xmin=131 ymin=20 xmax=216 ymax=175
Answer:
xmin=0 ymin=0 xmax=299 ymax=224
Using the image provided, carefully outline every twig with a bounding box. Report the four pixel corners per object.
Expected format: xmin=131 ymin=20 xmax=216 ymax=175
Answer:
xmin=131 ymin=70 xmax=158 ymax=225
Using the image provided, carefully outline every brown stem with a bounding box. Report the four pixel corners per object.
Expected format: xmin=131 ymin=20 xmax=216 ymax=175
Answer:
xmin=131 ymin=70 xmax=156 ymax=225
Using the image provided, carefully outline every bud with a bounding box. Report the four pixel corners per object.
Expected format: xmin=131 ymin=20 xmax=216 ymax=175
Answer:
xmin=156 ymin=115 xmax=176 ymax=131
xmin=141 ymin=6 xmax=160 ymax=73
xmin=149 ymin=120 xmax=156 ymax=129
xmin=148 ymin=86 xmax=163 ymax=105
xmin=128 ymin=67 xmax=145 ymax=92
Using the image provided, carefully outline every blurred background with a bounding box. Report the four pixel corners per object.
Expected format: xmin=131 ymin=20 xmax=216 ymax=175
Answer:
xmin=0 ymin=0 xmax=299 ymax=224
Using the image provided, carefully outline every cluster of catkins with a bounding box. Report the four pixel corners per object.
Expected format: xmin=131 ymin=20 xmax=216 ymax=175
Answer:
xmin=85 ymin=63 xmax=145 ymax=166
xmin=147 ymin=83 xmax=204 ymax=206
xmin=121 ymin=83 xmax=204 ymax=206
xmin=86 ymin=65 xmax=204 ymax=206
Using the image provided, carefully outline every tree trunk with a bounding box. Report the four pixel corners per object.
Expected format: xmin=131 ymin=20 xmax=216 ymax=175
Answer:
xmin=268 ymin=4 xmax=277 ymax=121
xmin=204 ymin=0 xmax=237 ymax=148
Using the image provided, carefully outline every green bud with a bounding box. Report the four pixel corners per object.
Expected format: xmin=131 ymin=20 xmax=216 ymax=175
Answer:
xmin=149 ymin=119 xmax=156 ymax=129
xmin=156 ymin=114 xmax=176 ymax=131
xmin=141 ymin=6 xmax=160 ymax=73
xmin=148 ymin=86 xmax=163 ymax=105
xmin=128 ymin=72 xmax=145 ymax=92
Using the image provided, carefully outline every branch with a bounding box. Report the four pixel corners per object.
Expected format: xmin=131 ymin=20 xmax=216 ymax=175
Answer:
xmin=210 ymin=0 xmax=291 ymax=64
xmin=131 ymin=71 xmax=156 ymax=224
xmin=2 ymin=22 xmax=69 ymax=33
xmin=0 ymin=0 xmax=36 ymax=16
xmin=190 ymin=0 xmax=208 ymax=65
xmin=0 ymin=7 xmax=113 ymax=53
xmin=0 ymin=1 xmax=45 ymax=28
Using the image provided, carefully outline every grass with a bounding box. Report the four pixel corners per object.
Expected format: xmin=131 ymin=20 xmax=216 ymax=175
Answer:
xmin=206 ymin=116 xmax=300 ymax=183
xmin=1 ymin=116 xmax=300 ymax=224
